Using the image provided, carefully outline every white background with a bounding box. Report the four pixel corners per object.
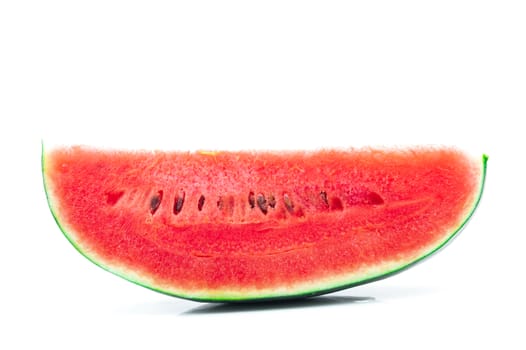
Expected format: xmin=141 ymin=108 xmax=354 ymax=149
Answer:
xmin=1 ymin=1 xmax=525 ymax=349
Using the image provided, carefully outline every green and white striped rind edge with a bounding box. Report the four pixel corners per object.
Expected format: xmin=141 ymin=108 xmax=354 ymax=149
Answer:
xmin=42 ymin=145 xmax=488 ymax=303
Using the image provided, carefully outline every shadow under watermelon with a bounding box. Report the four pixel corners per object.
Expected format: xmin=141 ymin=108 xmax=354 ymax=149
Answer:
xmin=181 ymin=295 xmax=375 ymax=315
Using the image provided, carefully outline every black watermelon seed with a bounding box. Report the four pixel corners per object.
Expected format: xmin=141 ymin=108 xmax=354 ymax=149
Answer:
xmin=174 ymin=190 xmax=185 ymax=215
xmin=320 ymin=191 xmax=329 ymax=207
xmin=248 ymin=191 xmax=255 ymax=209
xmin=268 ymin=194 xmax=276 ymax=209
xmin=283 ymin=193 xmax=294 ymax=214
xmin=198 ymin=195 xmax=205 ymax=211
xmin=150 ymin=190 xmax=163 ymax=215
xmin=257 ymin=193 xmax=268 ymax=215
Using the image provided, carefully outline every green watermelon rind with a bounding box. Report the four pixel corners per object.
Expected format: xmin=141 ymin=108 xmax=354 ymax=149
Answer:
xmin=42 ymin=143 xmax=487 ymax=303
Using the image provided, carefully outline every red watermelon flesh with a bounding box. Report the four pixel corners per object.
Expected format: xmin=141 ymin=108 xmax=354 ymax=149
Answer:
xmin=42 ymin=146 xmax=487 ymax=302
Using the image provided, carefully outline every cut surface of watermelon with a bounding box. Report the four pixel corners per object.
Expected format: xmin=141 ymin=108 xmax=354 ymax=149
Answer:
xmin=43 ymin=146 xmax=487 ymax=302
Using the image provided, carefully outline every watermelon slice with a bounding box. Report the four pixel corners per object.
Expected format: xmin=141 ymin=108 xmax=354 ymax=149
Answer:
xmin=42 ymin=145 xmax=487 ymax=302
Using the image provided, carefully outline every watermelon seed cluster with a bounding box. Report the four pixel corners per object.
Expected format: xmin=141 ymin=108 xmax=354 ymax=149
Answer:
xmin=143 ymin=188 xmax=383 ymax=218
